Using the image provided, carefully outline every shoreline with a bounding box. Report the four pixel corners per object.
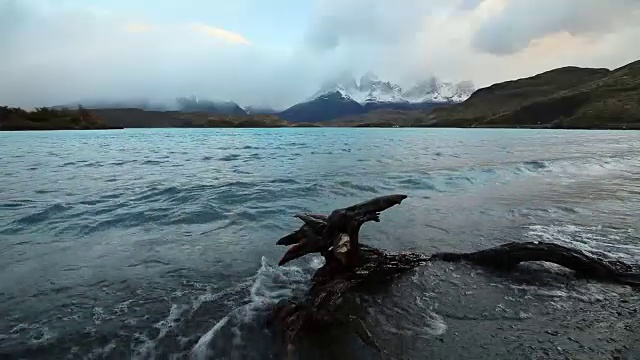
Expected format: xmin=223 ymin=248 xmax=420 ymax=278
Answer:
xmin=0 ymin=127 xmax=124 ymax=131
xmin=1 ymin=125 xmax=638 ymax=131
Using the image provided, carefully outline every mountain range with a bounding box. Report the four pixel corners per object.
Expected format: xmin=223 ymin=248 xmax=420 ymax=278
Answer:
xmin=14 ymin=59 xmax=639 ymax=130
xmin=331 ymin=59 xmax=640 ymax=129
xmin=55 ymin=72 xmax=475 ymax=123
xmin=278 ymin=72 xmax=475 ymax=122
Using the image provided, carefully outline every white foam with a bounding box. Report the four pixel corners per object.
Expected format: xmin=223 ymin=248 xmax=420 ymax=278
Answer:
xmin=541 ymin=156 xmax=640 ymax=186
xmin=131 ymin=303 xmax=189 ymax=359
xmin=113 ymin=299 xmax=134 ymax=315
xmin=10 ymin=323 xmax=55 ymax=345
xmin=309 ymin=255 xmax=326 ymax=270
xmin=189 ymin=256 xmax=314 ymax=358
xmin=132 ymin=332 xmax=156 ymax=360
xmin=369 ymin=306 xmax=447 ymax=338
xmin=499 ymin=155 xmax=640 ymax=184
xmin=189 ymin=281 xmax=251 ymax=317
xmin=87 ymin=340 xmax=117 ymax=360
xmin=28 ymin=325 xmax=54 ymax=344
xmin=510 ymin=282 xmax=631 ymax=305
xmin=423 ymin=311 xmax=448 ymax=336
xmin=154 ymin=304 xmax=189 ymax=340
xmin=92 ymin=307 xmax=106 ymax=325
xmin=525 ymin=224 xmax=639 ymax=261
xmin=190 ymin=315 xmax=229 ymax=360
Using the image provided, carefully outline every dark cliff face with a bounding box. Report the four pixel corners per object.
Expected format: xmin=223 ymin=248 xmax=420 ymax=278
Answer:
xmin=362 ymin=101 xmax=449 ymax=112
xmin=278 ymin=91 xmax=365 ymax=122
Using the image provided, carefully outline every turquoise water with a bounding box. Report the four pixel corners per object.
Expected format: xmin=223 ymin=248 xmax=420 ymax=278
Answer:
xmin=1 ymin=128 xmax=639 ymax=359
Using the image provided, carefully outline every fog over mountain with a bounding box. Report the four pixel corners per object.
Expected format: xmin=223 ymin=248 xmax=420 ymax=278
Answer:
xmin=1 ymin=0 xmax=639 ymax=109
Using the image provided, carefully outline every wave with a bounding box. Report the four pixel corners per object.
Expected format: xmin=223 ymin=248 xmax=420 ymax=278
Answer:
xmin=514 ymin=154 xmax=638 ymax=178
xmin=393 ymin=154 xmax=639 ymax=194
xmin=190 ymin=256 xmax=321 ymax=360
xmin=1 ymin=180 xmax=299 ymax=235
xmin=219 ymin=154 xmax=242 ymax=161
xmin=525 ymin=224 xmax=640 ymax=263
xmin=336 ymin=180 xmax=379 ymax=194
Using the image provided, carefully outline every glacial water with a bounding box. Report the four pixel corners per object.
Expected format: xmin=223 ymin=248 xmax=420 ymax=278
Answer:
xmin=0 ymin=128 xmax=639 ymax=359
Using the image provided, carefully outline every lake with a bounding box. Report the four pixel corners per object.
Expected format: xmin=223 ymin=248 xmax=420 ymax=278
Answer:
xmin=1 ymin=128 xmax=639 ymax=359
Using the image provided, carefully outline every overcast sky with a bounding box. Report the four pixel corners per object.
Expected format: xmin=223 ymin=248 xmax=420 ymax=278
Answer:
xmin=1 ymin=0 xmax=639 ymax=109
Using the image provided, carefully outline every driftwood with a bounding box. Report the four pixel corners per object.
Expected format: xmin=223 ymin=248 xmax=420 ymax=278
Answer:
xmin=430 ymin=241 xmax=640 ymax=287
xmin=270 ymin=194 xmax=640 ymax=358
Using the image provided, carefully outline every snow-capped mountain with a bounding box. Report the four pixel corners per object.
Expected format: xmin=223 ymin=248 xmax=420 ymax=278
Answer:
xmin=309 ymin=72 xmax=475 ymax=105
xmin=403 ymin=77 xmax=476 ymax=103
xmin=310 ymin=72 xmax=406 ymax=104
xmin=310 ymin=72 xmax=360 ymax=101
xmin=279 ymin=72 xmax=475 ymax=122
xmin=280 ymin=90 xmax=364 ymax=123
xmin=359 ymin=72 xmax=406 ymax=103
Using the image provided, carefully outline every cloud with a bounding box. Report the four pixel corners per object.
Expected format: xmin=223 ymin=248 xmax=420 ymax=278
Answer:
xmin=0 ymin=0 xmax=638 ymax=110
xmin=304 ymin=0 xmax=431 ymax=51
xmin=191 ymin=24 xmax=252 ymax=45
xmin=471 ymin=0 xmax=640 ymax=55
xmin=124 ymin=22 xmax=154 ymax=33
xmin=0 ymin=0 xmax=318 ymax=109
xmin=300 ymin=0 xmax=640 ymax=88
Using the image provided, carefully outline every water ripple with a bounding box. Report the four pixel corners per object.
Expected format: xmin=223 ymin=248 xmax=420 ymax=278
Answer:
xmin=1 ymin=128 xmax=639 ymax=359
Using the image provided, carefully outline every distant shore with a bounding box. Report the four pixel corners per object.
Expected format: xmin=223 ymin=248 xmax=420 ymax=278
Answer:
xmin=0 ymin=106 xmax=122 ymax=131
xmin=0 ymin=126 xmax=124 ymax=131
xmin=2 ymin=122 xmax=638 ymax=131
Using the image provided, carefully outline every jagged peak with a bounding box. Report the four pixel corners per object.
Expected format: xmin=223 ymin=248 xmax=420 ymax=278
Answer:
xmin=310 ymin=72 xmax=473 ymax=105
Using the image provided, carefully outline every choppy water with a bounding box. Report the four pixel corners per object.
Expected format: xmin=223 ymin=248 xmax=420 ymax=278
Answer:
xmin=1 ymin=128 xmax=639 ymax=360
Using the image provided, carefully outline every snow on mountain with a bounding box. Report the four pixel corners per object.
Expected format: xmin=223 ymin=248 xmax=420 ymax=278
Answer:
xmin=311 ymin=72 xmax=475 ymax=105
xmin=451 ymin=80 xmax=476 ymax=102
xmin=402 ymin=77 xmax=476 ymax=103
xmin=280 ymin=90 xmax=364 ymax=123
xmin=311 ymin=72 xmax=358 ymax=99
xmin=359 ymin=72 xmax=406 ymax=103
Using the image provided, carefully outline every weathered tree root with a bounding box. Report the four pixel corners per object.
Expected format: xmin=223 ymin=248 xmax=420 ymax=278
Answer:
xmin=430 ymin=241 xmax=640 ymax=287
xmin=269 ymin=245 xmax=428 ymax=359
xmin=269 ymin=195 xmax=640 ymax=358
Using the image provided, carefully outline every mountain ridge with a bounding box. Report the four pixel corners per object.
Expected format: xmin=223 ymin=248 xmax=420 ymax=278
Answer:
xmin=38 ymin=60 xmax=640 ymax=129
xmin=309 ymin=72 xmax=475 ymax=105
xmin=330 ymin=59 xmax=640 ymax=129
xmin=280 ymin=72 xmax=474 ymax=122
